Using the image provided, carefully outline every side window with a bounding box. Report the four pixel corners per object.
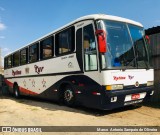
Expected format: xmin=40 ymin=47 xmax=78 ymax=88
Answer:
xmin=13 ymin=51 xmax=20 ymax=67
xmin=20 ymin=48 xmax=28 ymax=65
xmin=29 ymin=43 xmax=39 ymax=63
xmin=4 ymin=57 xmax=7 ymax=69
xmin=83 ymin=24 xmax=97 ymax=71
xmin=40 ymin=36 xmax=53 ymax=59
xmin=7 ymin=55 xmax=12 ymax=68
xmin=55 ymin=27 xmax=75 ymax=55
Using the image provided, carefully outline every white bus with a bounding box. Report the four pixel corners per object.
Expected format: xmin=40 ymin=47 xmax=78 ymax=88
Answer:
xmin=4 ymin=14 xmax=154 ymax=110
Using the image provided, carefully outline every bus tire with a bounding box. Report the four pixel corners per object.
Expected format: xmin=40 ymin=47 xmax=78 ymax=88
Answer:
xmin=63 ymin=85 xmax=75 ymax=107
xmin=13 ymin=84 xmax=20 ymax=98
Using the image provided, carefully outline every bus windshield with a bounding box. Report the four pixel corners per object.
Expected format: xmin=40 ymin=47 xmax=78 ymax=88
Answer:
xmin=100 ymin=20 xmax=150 ymax=70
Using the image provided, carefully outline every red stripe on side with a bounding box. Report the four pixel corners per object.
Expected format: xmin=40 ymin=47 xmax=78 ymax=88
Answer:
xmin=5 ymin=79 xmax=13 ymax=88
xmin=5 ymin=79 xmax=38 ymax=95
xmin=19 ymin=86 xmax=38 ymax=95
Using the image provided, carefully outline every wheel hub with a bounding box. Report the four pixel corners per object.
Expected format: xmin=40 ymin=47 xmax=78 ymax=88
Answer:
xmin=64 ymin=90 xmax=73 ymax=102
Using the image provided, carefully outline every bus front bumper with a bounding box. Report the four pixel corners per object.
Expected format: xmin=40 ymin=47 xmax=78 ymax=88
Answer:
xmin=101 ymin=85 xmax=154 ymax=110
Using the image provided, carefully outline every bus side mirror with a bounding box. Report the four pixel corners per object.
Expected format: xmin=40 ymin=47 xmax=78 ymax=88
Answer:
xmin=95 ymin=30 xmax=107 ymax=53
xmin=145 ymin=35 xmax=150 ymax=45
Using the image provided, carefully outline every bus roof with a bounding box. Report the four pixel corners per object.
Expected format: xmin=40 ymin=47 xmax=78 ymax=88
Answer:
xmin=75 ymin=14 xmax=143 ymax=27
xmin=5 ymin=14 xmax=143 ymax=57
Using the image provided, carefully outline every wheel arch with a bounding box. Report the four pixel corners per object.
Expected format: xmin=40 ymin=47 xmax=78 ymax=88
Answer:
xmin=13 ymin=82 xmax=18 ymax=87
xmin=13 ymin=81 xmax=21 ymax=98
xmin=58 ymin=82 xmax=73 ymax=97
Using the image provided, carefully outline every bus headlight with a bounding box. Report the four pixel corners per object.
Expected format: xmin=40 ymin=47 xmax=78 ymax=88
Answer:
xmin=106 ymin=84 xmax=123 ymax=90
xmin=147 ymin=81 xmax=154 ymax=86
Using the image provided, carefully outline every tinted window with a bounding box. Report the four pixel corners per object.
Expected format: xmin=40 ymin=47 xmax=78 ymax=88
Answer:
xmin=7 ymin=55 xmax=12 ymax=68
xmin=128 ymin=25 xmax=148 ymax=68
xmin=29 ymin=43 xmax=39 ymax=63
xmin=4 ymin=57 xmax=7 ymax=69
xmin=13 ymin=51 xmax=20 ymax=67
xmin=20 ymin=48 xmax=28 ymax=65
xmin=40 ymin=36 xmax=53 ymax=59
xmin=55 ymin=27 xmax=75 ymax=55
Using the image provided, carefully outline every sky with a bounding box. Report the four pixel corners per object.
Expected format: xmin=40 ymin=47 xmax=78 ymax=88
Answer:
xmin=0 ymin=0 xmax=160 ymax=66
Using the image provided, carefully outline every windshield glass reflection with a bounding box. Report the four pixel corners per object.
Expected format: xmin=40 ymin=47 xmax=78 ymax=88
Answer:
xmin=101 ymin=20 xmax=149 ymax=70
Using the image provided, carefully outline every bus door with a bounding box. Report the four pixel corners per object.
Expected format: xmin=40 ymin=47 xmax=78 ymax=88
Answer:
xmin=76 ymin=20 xmax=101 ymax=85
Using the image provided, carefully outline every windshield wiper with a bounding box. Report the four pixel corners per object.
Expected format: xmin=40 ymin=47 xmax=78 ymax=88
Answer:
xmin=122 ymin=55 xmax=150 ymax=71
xmin=122 ymin=56 xmax=137 ymax=71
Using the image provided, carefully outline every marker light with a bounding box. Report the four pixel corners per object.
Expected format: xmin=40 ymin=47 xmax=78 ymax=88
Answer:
xmin=106 ymin=84 xmax=123 ymax=90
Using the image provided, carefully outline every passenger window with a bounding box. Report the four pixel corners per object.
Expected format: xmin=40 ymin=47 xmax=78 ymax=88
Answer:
xmin=13 ymin=51 xmax=20 ymax=67
xmin=55 ymin=27 xmax=75 ymax=55
xmin=40 ymin=36 xmax=53 ymax=59
xmin=20 ymin=48 xmax=28 ymax=65
xmin=7 ymin=55 xmax=12 ymax=68
xmin=4 ymin=57 xmax=7 ymax=69
xmin=83 ymin=24 xmax=97 ymax=71
xmin=29 ymin=43 xmax=39 ymax=63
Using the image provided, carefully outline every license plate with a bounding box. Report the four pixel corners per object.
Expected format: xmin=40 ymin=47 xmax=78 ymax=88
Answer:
xmin=125 ymin=92 xmax=146 ymax=102
xmin=131 ymin=94 xmax=140 ymax=100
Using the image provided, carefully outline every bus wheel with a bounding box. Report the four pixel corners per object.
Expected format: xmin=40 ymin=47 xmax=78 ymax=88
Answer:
xmin=13 ymin=84 xmax=20 ymax=98
xmin=63 ymin=85 xmax=75 ymax=107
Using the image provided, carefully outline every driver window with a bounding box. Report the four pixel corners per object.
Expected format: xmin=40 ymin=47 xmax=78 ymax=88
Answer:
xmin=83 ymin=24 xmax=97 ymax=71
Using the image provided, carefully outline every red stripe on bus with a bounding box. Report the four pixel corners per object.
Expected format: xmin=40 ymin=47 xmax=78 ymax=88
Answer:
xmin=5 ymin=79 xmax=13 ymax=88
xmin=4 ymin=79 xmax=38 ymax=95
xmin=19 ymin=86 xmax=38 ymax=95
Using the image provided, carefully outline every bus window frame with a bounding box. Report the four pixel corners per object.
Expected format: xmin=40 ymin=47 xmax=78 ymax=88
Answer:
xmin=6 ymin=55 xmax=13 ymax=69
xmin=13 ymin=51 xmax=20 ymax=67
xmin=55 ymin=26 xmax=75 ymax=56
xmin=40 ymin=35 xmax=54 ymax=60
xmin=4 ymin=57 xmax=8 ymax=69
xmin=20 ymin=47 xmax=28 ymax=65
xmin=29 ymin=42 xmax=39 ymax=63
xmin=83 ymin=23 xmax=98 ymax=72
